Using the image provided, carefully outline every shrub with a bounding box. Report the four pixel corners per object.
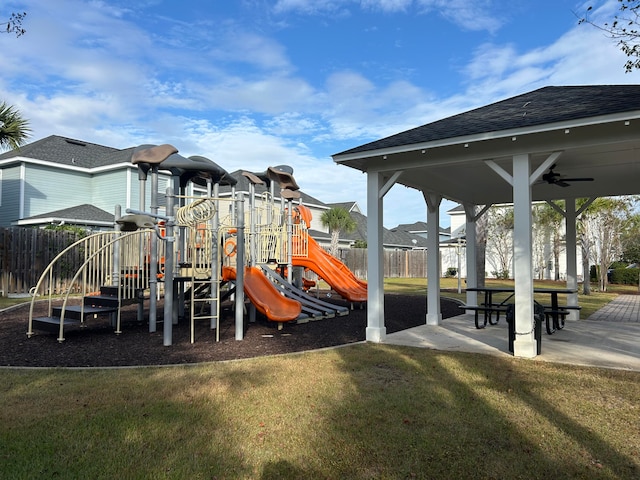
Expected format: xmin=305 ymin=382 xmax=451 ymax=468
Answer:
xmin=609 ymin=267 xmax=640 ymax=285
xmin=590 ymin=265 xmax=599 ymax=282
xmin=491 ymin=269 xmax=510 ymax=280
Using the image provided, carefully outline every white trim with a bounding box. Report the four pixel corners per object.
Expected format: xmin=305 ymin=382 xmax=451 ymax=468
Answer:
xmin=126 ymin=168 xmax=132 ymax=209
xmin=14 ymin=217 xmax=113 ymax=227
xmin=0 ymin=157 xmax=133 ymax=174
xmin=19 ymin=163 xmax=25 ymax=219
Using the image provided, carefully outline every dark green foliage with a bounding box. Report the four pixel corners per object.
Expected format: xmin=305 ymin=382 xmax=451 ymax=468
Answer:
xmin=610 ymin=267 xmax=640 ymax=285
xmin=590 ymin=265 xmax=599 ymax=282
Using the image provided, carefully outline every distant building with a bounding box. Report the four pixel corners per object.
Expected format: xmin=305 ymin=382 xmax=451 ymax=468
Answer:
xmin=0 ymin=136 xmax=436 ymax=250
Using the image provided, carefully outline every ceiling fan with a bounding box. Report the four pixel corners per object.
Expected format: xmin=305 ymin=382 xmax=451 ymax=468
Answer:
xmin=540 ymin=164 xmax=594 ymax=187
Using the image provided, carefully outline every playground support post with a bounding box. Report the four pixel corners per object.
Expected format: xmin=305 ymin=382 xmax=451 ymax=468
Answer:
xmin=149 ymin=165 xmax=159 ymax=333
xmin=246 ymin=180 xmax=257 ymax=324
xmin=137 ymin=179 xmax=147 ymax=323
xmin=247 ymin=180 xmax=256 ymax=267
xmin=175 ymin=176 xmax=187 ymax=320
xmin=113 ymin=205 xmax=121 ymax=288
xmin=163 ymin=187 xmax=176 ymax=346
xmin=286 ymin=198 xmax=293 ymax=284
xmin=235 ymin=194 xmax=245 ymax=340
xmin=210 ymin=182 xmax=219 ymax=332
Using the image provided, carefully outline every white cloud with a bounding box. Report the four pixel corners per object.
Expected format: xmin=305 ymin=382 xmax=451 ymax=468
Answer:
xmin=273 ymin=0 xmax=503 ymax=32
xmin=460 ymin=17 xmax=637 ymax=105
xmin=360 ymin=0 xmax=414 ymax=13
xmin=264 ymin=113 xmax=323 ymax=136
xmin=203 ymin=30 xmax=293 ymax=72
xmin=273 ymin=0 xmax=352 ymax=16
xmin=417 ymin=0 xmax=503 ymax=32
xmin=3 ymin=0 xmax=638 ymax=230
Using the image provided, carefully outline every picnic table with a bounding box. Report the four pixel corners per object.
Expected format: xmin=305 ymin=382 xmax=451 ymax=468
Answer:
xmin=461 ymin=287 xmax=514 ymax=329
xmin=461 ymin=286 xmax=579 ymax=333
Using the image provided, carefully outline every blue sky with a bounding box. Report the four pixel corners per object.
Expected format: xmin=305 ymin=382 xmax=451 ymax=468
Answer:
xmin=1 ymin=0 xmax=638 ymax=227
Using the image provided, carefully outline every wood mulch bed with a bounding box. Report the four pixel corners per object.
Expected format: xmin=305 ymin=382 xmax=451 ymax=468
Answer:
xmin=0 ymin=293 xmax=462 ymax=368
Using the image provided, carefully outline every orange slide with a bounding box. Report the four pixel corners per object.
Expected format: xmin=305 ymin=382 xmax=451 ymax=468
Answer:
xmin=292 ymin=235 xmax=367 ymax=303
xmin=222 ymin=266 xmax=301 ymax=322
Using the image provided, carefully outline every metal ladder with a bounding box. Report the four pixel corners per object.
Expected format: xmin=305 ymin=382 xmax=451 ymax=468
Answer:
xmin=188 ymin=224 xmax=221 ymax=343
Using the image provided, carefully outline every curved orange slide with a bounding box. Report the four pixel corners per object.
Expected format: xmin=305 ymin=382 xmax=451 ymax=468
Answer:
xmin=222 ymin=266 xmax=301 ymax=322
xmin=293 ymin=235 xmax=367 ymax=303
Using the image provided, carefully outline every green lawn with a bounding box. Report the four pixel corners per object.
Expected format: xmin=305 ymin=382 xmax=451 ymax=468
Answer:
xmin=1 ymin=279 xmax=638 ymax=479
xmin=385 ymin=277 xmax=629 ymax=319
xmin=1 ymin=346 xmax=638 ymax=479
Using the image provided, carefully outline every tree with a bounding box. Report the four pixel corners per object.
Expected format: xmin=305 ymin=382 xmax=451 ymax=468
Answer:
xmin=620 ymin=212 xmax=640 ymax=263
xmin=2 ymin=11 xmax=26 ymax=37
xmin=0 ymin=101 xmax=31 ymax=151
xmin=577 ymin=201 xmax=593 ymax=295
xmin=578 ymin=196 xmax=637 ymax=292
xmin=485 ymin=206 xmax=514 ymax=279
xmin=474 ymin=206 xmax=488 ymax=287
xmin=320 ymin=207 xmax=356 ymax=257
xmin=579 ymin=1 xmax=640 ymax=72
xmin=533 ymin=202 xmax=565 ymax=280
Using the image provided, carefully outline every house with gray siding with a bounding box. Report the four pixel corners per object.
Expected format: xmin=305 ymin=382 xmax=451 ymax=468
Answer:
xmin=0 ymin=135 xmax=435 ymax=250
xmin=0 ymin=135 xmax=172 ymax=229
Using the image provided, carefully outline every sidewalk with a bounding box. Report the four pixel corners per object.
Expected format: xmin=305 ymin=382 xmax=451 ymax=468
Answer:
xmin=384 ymin=295 xmax=640 ymax=372
xmin=586 ymin=294 xmax=640 ymax=322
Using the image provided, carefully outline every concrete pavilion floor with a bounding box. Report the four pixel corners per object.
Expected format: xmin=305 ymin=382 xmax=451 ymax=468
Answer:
xmin=384 ymin=295 xmax=640 ymax=372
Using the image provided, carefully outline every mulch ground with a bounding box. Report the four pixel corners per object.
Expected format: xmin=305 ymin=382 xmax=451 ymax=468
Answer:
xmin=0 ymin=293 xmax=462 ymax=368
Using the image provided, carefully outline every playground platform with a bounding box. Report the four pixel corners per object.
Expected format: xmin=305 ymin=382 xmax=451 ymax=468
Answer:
xmin=383 ymin=295 xmax=640 ymax=372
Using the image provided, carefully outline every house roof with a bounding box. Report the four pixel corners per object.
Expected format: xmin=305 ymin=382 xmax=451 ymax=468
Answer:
xmin=448 ymin=204 xmax=465 ymax=214
xmin=333 ymin=85 xmax=640 ymax=206
xmin=216 ymin=170 xmax=327 ymax=206
xmin=325 ymin=201 xmax=359 ymax=213
xmin=394 ymin=220 xmax=428 ymax=232
xmin=0 ymin=135 xmax=129 ymax=168
xmin=338 ymin=210 xmax=428 ymax=248
xmin=17 ymin=204 xmax=114 ymax=227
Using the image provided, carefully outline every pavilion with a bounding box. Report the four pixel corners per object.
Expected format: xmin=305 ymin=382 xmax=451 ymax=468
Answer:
xmin=332 ymin=85 xmax=640 ymax=358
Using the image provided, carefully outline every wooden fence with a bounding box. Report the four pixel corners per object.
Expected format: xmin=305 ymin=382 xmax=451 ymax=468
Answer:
xmin=0 ymin=228 xmax=427 ymax=295
xmin=339 ymin=248 xmax=427 ymax=279
xmin=0 ymin=227 xmax=82 ymax=296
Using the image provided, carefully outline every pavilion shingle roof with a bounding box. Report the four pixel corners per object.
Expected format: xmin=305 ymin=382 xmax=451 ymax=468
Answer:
xmin=335 ymin=85 xmax=640 ymax=156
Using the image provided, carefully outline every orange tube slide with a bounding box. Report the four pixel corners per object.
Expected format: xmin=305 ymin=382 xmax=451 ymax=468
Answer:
xmin=292 ymin=236 xmax=367 ymax=303
xmin=222 ymin=266 xmax=301 ymax=322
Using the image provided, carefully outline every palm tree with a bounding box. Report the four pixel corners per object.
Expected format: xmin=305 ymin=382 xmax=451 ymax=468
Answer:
xmin=0 ymin=101 xmax=31 ymax=151
xmin=320 ymin=207 xmax=356 ymax=256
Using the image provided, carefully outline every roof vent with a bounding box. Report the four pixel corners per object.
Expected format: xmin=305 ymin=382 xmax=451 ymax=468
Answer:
xmin=65 ymin=139 xmax=86 ymax=146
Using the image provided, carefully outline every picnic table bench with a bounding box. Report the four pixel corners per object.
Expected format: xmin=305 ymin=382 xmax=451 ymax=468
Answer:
xmin=461 ymin=287 xmax=516 ymax=329
xmin=538 ymin=304 xmax=582 ymax=334
xmin=458 ymin=303 xmax=510 ymax=329
xmin=462 ymin=287 xmax=579 ymax=334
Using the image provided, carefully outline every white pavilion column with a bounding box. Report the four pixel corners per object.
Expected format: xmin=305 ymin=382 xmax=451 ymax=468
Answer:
xmin=565 ymin=199 xmax=580 ymax=320
xmin=464 ymin=204 xmax=478 ymax=307
xmin=512 ymin=153 xmax=537 ymax=358
xmin=366 ymin=171 xmax=385 ymax=342
xmin=424 ymin=193 xmax=442 ymax=325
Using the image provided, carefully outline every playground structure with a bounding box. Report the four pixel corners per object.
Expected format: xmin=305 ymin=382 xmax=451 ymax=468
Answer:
xmin=27 ymin=144 xmax=366 ymax=345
